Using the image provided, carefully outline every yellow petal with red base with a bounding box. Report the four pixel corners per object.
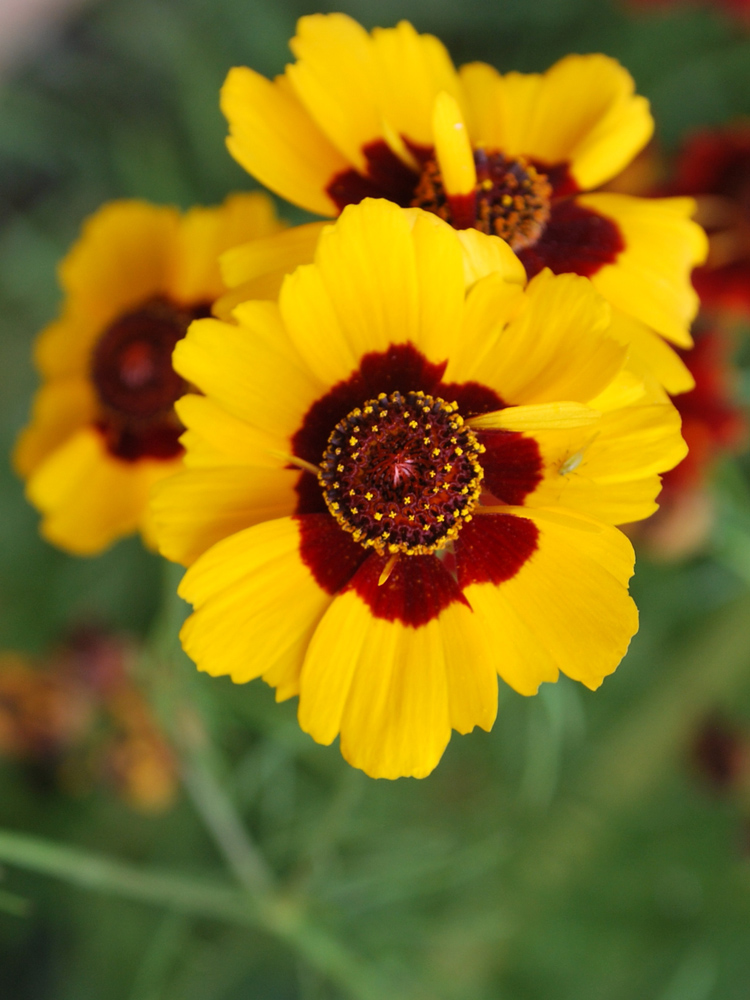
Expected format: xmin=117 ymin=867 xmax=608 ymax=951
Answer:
xmin=179 ymin=518 xmax=333 ymax=692
xmin=460 ymin=54 xmax=653 ymax=190
xmin=281 ymin=200 xmax=463 ymax=386
xmin=299 ymin=593 xmax=496 ymax=779
xmin=222 ymin=66 xmax=346 ymax=217
xmin=466 ymin=508 xmax=637 ymax=692
xmin=580 ymin=193 xmax=706 ymax=348
xmin=287 ymin=14 xmax=382 ymax=173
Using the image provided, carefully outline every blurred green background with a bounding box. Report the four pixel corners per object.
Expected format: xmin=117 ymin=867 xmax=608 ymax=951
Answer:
xmin=2 ymin=0 xmax=750 ymax=997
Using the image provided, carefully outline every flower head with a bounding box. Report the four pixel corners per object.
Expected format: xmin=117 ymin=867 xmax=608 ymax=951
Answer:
xmin=221 ymin=14 xmax=706 ymax=392
xmin=15 ymin=194 xmax=283 ymax=554
xmin=153 ymin=199 xmax=686 ymax=779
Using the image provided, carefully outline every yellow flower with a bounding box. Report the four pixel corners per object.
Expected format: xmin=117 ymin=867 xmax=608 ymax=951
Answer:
xmin=152 ymin=199 xmax=686 ymax=779
xmin=220 ymin=14 xmax=706 ymax=394
xmin=14 ymin=193 xmax=283 ymax=555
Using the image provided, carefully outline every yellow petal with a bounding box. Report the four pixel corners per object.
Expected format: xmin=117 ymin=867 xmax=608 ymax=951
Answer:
xmin=455 ymin=228 xmax=527 ymax=288
xmin=467 ymin=270 xmax=627 ymax=405
xmin=372 ymin=20 xmax=464 ymax=148
xmin=151 ymin=465 xmax=299 ymax=566
xmin=525 ymin=400 xmax=686 ymax=523
xmin=611 ymin=310 xmax=695 ymax=395
xmin=460 ymin=55 xmax=653 ymax=190
xmin=299 ymin=590 xmax=496 ymax=779
xmin=580 ymin=193 xmax=707 ymax=348
xmin=432 ymin=91 xmax=476 ymax=196
xmin=13 ymin=377 xmax=96 ymax=477
xmin=280 ymin=199 xmax=421 ymax=386
xmin=466 ymin=507 xmax=638 ymax=691
xmin=221 ymin=66 xmax=346 ymax=217
xmin=287 ymin=14 xmax=382 ymax=173
xmin=179 ymin=517 xmax=333 ymax=691
xmin=26 ymin=428 xmax=172 ymax=555
xmin=173 ymin=304 xmax=324 ymax=440
xmin=220 ymin=222 xmax=325 ymax=290
xmin=469 ymin=401 xmax=600 ymax=432
xmin=175 ymin=394 xmax=288 ymax=470
xmin=170 ymin=192 xmax=284 ymax=304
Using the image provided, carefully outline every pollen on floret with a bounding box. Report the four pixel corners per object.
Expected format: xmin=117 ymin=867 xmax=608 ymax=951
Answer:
xmin=318 ymin=390 xmax=484 ymax=556
xmin=411 ymin=150 xmax=552 ymax=250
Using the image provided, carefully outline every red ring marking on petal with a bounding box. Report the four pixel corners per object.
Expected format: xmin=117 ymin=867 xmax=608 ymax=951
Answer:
xmin=477 ymin=431 xmax=543 ymax=505
xmin=347 ymin=550 xmax=468 ymax=626
xmin=296 ymin=513 xmax=370 ymax=595
xmin=517 ymin=199 xmax=624 ymax=279
xmin=292 ymin=344 xmax=447 ymax=469
xmin=326 ymin=139 xmax=419 ymax=211
xmin=455 ymin=513 xmax=539 ymax=588
xmin=435 ymin=381 xmax=504 ymax=416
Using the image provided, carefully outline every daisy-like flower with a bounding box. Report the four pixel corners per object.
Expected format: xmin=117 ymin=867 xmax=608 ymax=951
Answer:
xmin=153 ymin=199 xmax=686 ymax=779
xmin=220 ymin=13 xmax=706 ymax=393
xmin=14 ymin=193 xmax=283 ymax=555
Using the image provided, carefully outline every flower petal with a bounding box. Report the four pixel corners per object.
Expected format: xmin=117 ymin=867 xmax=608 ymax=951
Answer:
xmin=299 ymin=574 xmax=496 ymax=779
xmin=13 ymin=377 xmax=96 ymax=477
xmin=464 ymin=270 xmax=627 ymax=405
xmin=460 ymin=55 xmax=653 ymax=190
xmin=463 ymin=507 xmax=637 ymax=691
xmin=26 ymin=428 xmax=174 ymax=555
xmin=151 ymin=466 xmax=300 ymax=566
xmin=221 ymin=66 xmax=346 ymax=217
xmin=287 ymin=14 xmax=382 ymax=172
xmin=580 ymin=193 xmax=707 ymax=348
xmin=170 ymin=192 xmax=284 ymax=304
xmin=179 ymin=517 xmax=334 ymax=692
xmin=173 ymin=304 xmax=324 ymax=440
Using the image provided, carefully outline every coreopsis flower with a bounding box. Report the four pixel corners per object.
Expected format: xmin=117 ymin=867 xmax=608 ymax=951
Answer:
xmin=220 ymin=13 xmax=706 ymax=393
xmin=152 ymin=199 xmax=686 ymax=779
xmin=14 ymin=193 xmax=283 ymax=555
xmin=670 ymin=123 xmax=750 ymax=318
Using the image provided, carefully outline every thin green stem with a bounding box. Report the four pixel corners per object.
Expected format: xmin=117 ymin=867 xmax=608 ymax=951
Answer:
xmin=0 ymin=827 xmax=415 ymax=1000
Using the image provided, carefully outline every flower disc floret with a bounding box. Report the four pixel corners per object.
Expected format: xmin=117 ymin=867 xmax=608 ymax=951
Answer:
xmin=412 ymin=151 xmax=553 ymax=251
xmin=91 ymin=297 xmax=193 ymax=422
xmin=318 ymin=390 xmax=484 ymax=556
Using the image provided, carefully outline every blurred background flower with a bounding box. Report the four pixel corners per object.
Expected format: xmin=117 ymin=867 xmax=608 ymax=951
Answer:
xmin=2 ymin=1 xmax=750 ymax=999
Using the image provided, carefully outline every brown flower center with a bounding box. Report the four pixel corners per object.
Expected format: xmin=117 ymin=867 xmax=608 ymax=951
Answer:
xmin=91 ymin=297 xmax=196 ymax=420
xmin=411 ymin=150 xmax=552 ymax=251
xmin=90 ymin=296 xmax=210 ymax=462
xmin=318 ymin=390 xmax=484 ymax=556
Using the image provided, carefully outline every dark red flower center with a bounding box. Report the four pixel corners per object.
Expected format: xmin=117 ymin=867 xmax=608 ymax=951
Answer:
xmin=292 ymin=343 xmax=543 ymax=626
xmin=319 ymin=390 xmax=484 ymax=556
xmin=326 ymin=138 xmax=623 ymax=278
xmin=411 ymin=150 xmax=553 ymax=251
xmin=91 ymin=296 xmax=209 ymax=462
